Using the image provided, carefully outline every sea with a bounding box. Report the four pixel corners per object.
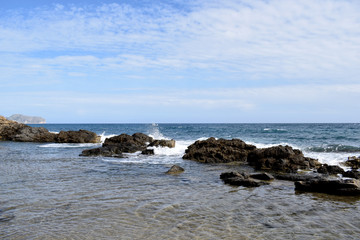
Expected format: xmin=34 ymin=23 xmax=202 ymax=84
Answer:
xmin=1 ymin=123 xmax=360 ymax=239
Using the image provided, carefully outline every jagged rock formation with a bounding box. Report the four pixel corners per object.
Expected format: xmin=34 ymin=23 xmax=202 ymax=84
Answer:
xmin=182 ymin=137 xmax=256 ymax=163
xmin=80 ymin=133 xmax=175 ymax=157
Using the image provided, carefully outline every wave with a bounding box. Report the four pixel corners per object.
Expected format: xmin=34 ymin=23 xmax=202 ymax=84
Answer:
xmin=39 ymin=143 xmax=100 ymax=148
xmin=262 ymin=128 xmax=288 ymax=133
xmin=306 ymin=144 xmax=360 ymax=153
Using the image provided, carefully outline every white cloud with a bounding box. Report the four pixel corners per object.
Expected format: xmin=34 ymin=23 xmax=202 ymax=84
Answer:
xmin=0 ymin=0 xmax=359 ymax=83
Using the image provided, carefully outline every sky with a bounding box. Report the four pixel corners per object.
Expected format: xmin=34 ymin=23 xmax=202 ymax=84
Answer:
xmin=0 ymin=0 xmax=359 ymax=123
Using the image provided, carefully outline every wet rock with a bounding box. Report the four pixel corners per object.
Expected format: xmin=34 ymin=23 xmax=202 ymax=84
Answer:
xmin=166 ymin=165 xmax=184 ymax=174
xmin=343 ymin=170 xmax=360 ymax=179
xmin=141 ymin=149 xmax=155 ymax=155
xmin=247 ymin=145 xmax=321 ymax=173
xmin=274 ymin=173 xmax=325 ymax=182
xmin=56 ymin=130 xmax=100 ymax=143
xmin=344 ymin=156 xmax=360 ymax=169
xmin=102 ymin=133 xmax=152 ymax=153
xmin=220 ymin=171 xmax=269 ymax=187
xmin=183 ymin=137 xmax=256 ymax=163
xmin=317 ymin=164 xmax=344 ymax=175
xmin=81 ymin=133 xmax=175 ymax=157
xmin=295 ymin=178 xmax=360 ymax=196
xmin=250 ymin=172 xmax=274 ymax=181
xmin=148 ymin=139 xmax=175 ymax=148
xmin=80 ymin=146 xmax=124 ymax=158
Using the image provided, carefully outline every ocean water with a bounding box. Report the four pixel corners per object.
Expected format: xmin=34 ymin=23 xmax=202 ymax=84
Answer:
xmin=1 ymin=123 xmax=360 ymax=239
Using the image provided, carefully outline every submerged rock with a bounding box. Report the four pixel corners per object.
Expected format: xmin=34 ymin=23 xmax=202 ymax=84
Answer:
xmin=80 ymin=146 xmax=124 ymax=158
xmin=295 ymin=178 xmax=360 ymax=196
xmin=250 ymin=172 xmax=275 ymax=181
xmin=183 ymin=137 xmax=256 ymax=163
xmin=247 ymin=145 xmax=321 ymax=173
xmin=166 ymin=165 xmax=184 ymax=174
xmin=220 ymin=171 xmax=270 ymax=187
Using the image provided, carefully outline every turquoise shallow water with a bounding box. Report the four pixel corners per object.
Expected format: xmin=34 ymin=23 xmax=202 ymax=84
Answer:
xmin=1 ymin=123 xmax=360 ymax=239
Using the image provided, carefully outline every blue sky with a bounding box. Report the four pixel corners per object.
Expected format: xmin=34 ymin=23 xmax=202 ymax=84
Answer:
xmin=1 ymin=0 xmax=359 ymax=123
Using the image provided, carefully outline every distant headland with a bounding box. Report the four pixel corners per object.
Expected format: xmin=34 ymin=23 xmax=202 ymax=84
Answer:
xmin=7 ymin=114 xmax=46 ymax=124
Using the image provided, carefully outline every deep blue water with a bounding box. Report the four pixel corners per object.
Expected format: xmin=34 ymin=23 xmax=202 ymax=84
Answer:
xmin=1 ymin=123 xmax=360 ymax=239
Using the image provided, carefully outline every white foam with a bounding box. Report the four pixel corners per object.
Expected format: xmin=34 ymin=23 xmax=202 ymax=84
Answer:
xmin=99 ymin=131 xmax=117 ymax=143
xmin=148 ymin=124 xmax=168 ymax=140
xmin=148 ymin=140 xmax=193 ymax=156
xmin=39 ymin=143 xmax=100 ymax=148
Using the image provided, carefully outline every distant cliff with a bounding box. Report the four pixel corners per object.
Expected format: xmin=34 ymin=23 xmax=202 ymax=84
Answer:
xmin=7 ymin=114 xmax=46 ymax=124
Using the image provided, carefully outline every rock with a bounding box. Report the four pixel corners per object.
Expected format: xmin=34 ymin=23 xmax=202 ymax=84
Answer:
xmin=56 ymin=130 xmax=100 ymax=143
xmin=141 ymin=149 xmax=155 ymax=155
xmin=343 ymin=170 xmax=360 ymax=179
xmin=0 ymin=115 xmax=100 ymax=143
xmin=183 ymin=137 xmax=256 ymax=163
xmin=250 ymin=172 xmax=275 ymax=181
xmin=80 ymin=146 xmax=124 ymax=158
xmin=102 ymin=133 xmax=153 ymax=153
xmin=81 ymin=133 xmax=175 ymax=158
xmin=295 ymin=178 xmax=360 ymax=196
xmin=166 ymin=165 xmax=184 ymax=174
xmin=317 ymin=164 xmax=344 ymax=175
xmin=247 ymin=145 xmax=321 ymax=173
xmin=220 ymin=171 xmax=269 ymax=187
xmin=344 ymin=156 xmax=360 ymax=169
xmin=274 ymin=173 xmax=325 ymax=182
xmin=148 ymin=139 xmax=175 ymax=148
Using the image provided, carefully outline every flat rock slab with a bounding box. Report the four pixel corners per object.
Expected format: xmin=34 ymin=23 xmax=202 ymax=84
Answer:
xmin=295 ymin=178 xmax=360 ymax=196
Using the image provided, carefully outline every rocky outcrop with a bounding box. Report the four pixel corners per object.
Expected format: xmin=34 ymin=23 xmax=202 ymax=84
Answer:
xmin=220 ymin=171 xmax=270 ymax=187
xmin=0 ymin=115 xmax=100 ymax=143
xmin=57 ymin=130 xmax=100 ymax=143
xmin=295 ymin=178 xmax=360 ymax=196
xmin=182 ymin=137 xmax=256 ymax=163
xmin=80 ymin=133 xmax=175 ymax=157
xmin=247 ymin=145 xmax=321 ymax=173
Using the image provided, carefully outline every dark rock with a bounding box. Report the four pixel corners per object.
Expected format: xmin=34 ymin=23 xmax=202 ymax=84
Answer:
xmin=317 ymin=164 xmax=344 ymax=175
xmin=344 ymin=156 xmax=360 ymax=169
xmin=183 ymin=137 xmax=256 ymax=163
xmin=295 ymin=178 xmax=360 ymax=196
xmin=141 ymin=149 xmax=155 ymax=155
xmin=247 ymin=145 xmax=321 ymax=173
xmin=0 ymin=115 xmax=100 ymax=143
xmin=274 ymin=173 xmax=325 ymax=182
xmin=80 ymin=146 xmax=124 ymax=158
xmin=148 ymin=139 xmax=175 ymax=148
xmin=56 ymin=130 xmax=100 ymax=143
xmin=250 ymin=172 xmax=274 ymax=181
xmin=166 ymin=165 xmax=184 ymax=174
xmin=103 ymin=133 xmax=153 ymax=153
xmin=220 ymin=171 xmax=268 ymax=187
xmin=343 ymin=170 xmax=360 ymax=179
